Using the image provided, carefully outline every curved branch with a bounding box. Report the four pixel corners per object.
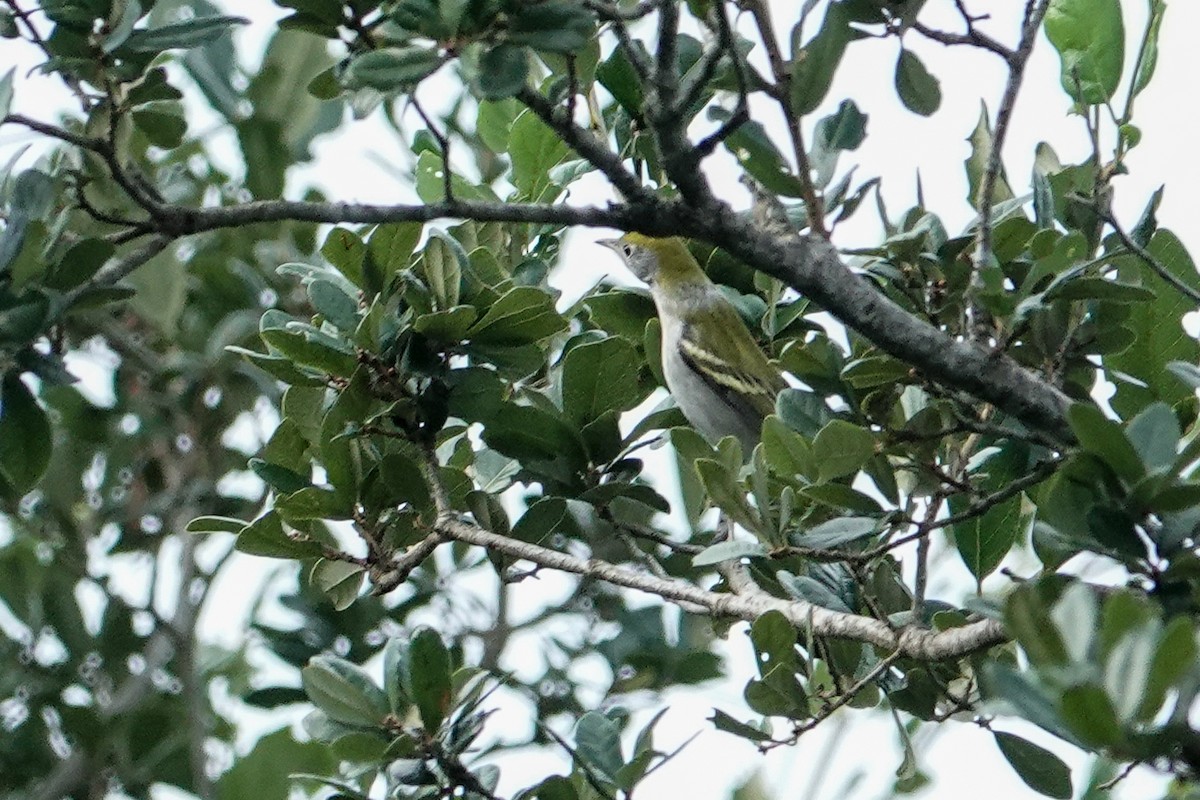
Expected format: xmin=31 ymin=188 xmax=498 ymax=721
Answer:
xmin=696 ymin=212 xmax=1075 ymax=443
xmin=432 ymin=513 xmax=1006 ymax=660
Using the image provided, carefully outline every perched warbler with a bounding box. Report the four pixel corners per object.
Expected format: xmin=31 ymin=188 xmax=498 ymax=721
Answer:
xmin=600 ymin=233 xmax=788 ymax=453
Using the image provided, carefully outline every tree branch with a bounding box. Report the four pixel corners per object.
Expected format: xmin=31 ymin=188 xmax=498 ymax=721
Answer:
xmin=432 ymin=511 xmax=1005 ymax=660
xmin=696 ymin=212 xmax=1076 ymax=443
xmin=1101 ymin=208 xmax=1200 ymax=304
xmin=969 ymin=0 xmax=1051 ymax=321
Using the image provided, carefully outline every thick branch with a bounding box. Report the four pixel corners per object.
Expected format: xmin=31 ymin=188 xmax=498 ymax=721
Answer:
xmin=697 ymin=212 xmax=1075 ymax=443
xmin=149 ymin=198 xmax=662 ymax=237
xmin=433 ymin=513 xmax=1006 ymax=660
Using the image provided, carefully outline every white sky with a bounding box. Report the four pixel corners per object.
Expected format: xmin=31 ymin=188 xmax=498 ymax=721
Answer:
xmin=4 ymin=1 xmax=1199 ymax=798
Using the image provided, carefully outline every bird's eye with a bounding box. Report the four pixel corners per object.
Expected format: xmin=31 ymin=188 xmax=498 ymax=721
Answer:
xmin=622 ymin=244 xmax=633 ymax=256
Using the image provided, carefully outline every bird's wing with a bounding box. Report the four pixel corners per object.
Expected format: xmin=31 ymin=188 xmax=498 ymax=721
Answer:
xmin=676 ymin=302 xmax=788 ymax=422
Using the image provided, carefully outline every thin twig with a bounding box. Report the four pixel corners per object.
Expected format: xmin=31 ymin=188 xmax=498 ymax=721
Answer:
xmin=969 ymin=0 xmax=1052 ymax=329
xmin=744 ymin=0 xmax=828 ymax=238
xmin=410 ymin=95 xmax=454 ymax=203
xmin=1101 ymin=207 xmax=1200 ymax=304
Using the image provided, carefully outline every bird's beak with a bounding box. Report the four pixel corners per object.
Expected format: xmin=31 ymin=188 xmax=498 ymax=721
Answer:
xmin=596 ymin=238 xmax=620 ymax=254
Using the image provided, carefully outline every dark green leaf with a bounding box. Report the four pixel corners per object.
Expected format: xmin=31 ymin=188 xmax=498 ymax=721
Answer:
xmin=708 ymin=709 xmax=772 ymax=742
xmin=1126 ymin=401 xmax=1178 ymax=471
xmin=894 ymin=49 xmax=941 ymax=116
xmin=561 ymin=336 xmax=644 ymax=426
xmin=1067 ymin=403 xmax=1144 ymax=484
xmin=406 ymin=628 xmax=452 ymax=731
xmin=0 ymin=375 xmax=51 ymax=495
xmin=695 ymin=458 xmax=761 ymax=533
xmin=342 ymin=47 xmax=444 ymax=92
xmin=1060 ymin=685 xmax=1121 ymax=747
xmin=123 ymin=15 xmax=248 ymax=52
xmin=506 ymin=1 xmax=596 ymax=53
xmin=993 ymin=732 xmax=1072 ymax=799
xmin=236 ymin=511 xmax=324 ymax=560
xmin=790 ymin=1 xmax=855 ymax=115
xmin=575 ymin=711 xmax=622 ymax=783
xmin=477 ymin=43 xmax=528 ymax=99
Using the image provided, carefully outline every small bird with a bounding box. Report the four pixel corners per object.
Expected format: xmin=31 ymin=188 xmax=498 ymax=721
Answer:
xmin=599 ymin=233 xmax=788 ymax=453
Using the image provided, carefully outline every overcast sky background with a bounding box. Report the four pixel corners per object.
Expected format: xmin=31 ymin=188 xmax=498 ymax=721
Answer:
xmin=3 ymin=1 xmax=1199 ymax=798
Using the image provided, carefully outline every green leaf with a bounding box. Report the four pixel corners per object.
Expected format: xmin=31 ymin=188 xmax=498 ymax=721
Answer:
xmin=561 ymin=336 xmax=644 ymax=426
xmin=506 ymin=1 xmax=596 ymax=53
xmin=1139 ymin=615 xmax=1196 ymax=720
xmin=368 ymin=222 xmax=422 ymax=280
xmin=1131 ymin=0 xmax=1165 ymax=99
xmin=249 ymin=458 xmax=311 ymax=494
xmin=1104 ymin=627 xmax=1155 ymax=721
xmin=812 ymin=420 xmax=873 ymax=481
xmin=1126 ymin=401 xmax=1179 ymax=471
xmin=776 ymin=388 xmax=831 ymax=438
xmin=0 ymin=375 xmax=51 ymax=495
xmin=342 ymin=47 xmax=444 ymax=92
xmin=1044 ymin=0 xmax=1125 ymax=104
xmin=0 ymin=68 xmax=14 ymax=119
xmin=1005 ymin=583 xmax=1069 ymax=666
xmin=467 ymin=286 xmax=566 ymax=344
xmin=1109 ymin=230 xmax=1200 ymax=416
xmin=123 ymin=14 xmax=247 ymax=52
xmin=45 ymin=237 xmax=114 ymax=291
xmin=993 ymin=732 xmax=1072 ymax=799
xmin=186 ymin=515 xmax=248 ymax=534
xmin=310 ymin=559 xmax=364 ymax=611
xmin=964 ymin=102 xmax=1014 ymax=209
xmin=790 ymin=1 xmax=855 ymax=115
xmin=575 ymin=711 xmax=623 ymax=783
xmin=308 ymin=279 xmax=360 ymax=331
xmin=0 ymin=170 xmax=54 ymax=274
xmin=422 ymin=232 xmax=464 ymax=310
xmin=807 ymin=100 xmax=868 ymax=187
xmin=692 ymin=540 xmax=767 ymax=566
xmin=405 ymin=628 xmax=452 ymax=731
xmin=302 ymin=654 xmax=390 ymax=727
xmin=800 ymin=516 xmax=877 ymax=549
xmin=480 ymin=403 xmax=584 ymax=465
xmin=760 ymin=415 xmax=815 ymax=480
xmin=695 ymin=458 xmax=761 ymax=533
xmin=710 ymin=108 xmax=807 ymax=197
xmin=236 ymin=511 xmax=324 ymax=560
xmin=1060 ymin=684 xmax=1121 ymax=747
xmin=1067 ymin=403 xmax=1144 ymax=484
xmin=894 ymin=49 xmax=941 ymax=116
xmin=509 ymin=109 xmax=570 ymax=199
xmin=261 ymin=327 xmax=358 ymax=376
xmin=132 ymin=104 xmax=187 ymax=148
xmin=511 ymin=497 xmax=570 ymax=543
xmin=708 ymin=709 xmax=772 ymax=742
xmin=217 ymin=728 xmax=336 ymax=800
xmin=477 ymin=43 xmax=528 ymax=99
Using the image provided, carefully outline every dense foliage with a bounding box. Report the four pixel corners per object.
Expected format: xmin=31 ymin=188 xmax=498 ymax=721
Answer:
xmin=1 ymin=0 xmax=1196 ymax=798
